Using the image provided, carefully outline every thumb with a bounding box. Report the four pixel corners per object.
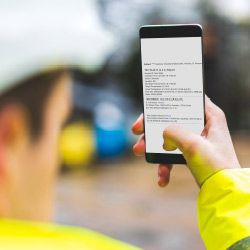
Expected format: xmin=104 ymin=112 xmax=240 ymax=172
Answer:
xmin=163 ymin=125 xmax=204 ymax=156
xmin=163 ymin=126 xmax=217 ymax=186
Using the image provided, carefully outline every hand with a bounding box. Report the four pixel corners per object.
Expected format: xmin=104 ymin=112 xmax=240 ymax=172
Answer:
xmin=132 ymin=97 xmax=241 ymax=187
xmin=163 ymin=96 xmax=240 ymax=186
xmin=131 ymin=114 xmax=173 ymax=187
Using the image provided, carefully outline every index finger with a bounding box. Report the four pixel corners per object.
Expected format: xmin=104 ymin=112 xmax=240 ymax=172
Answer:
xmin=131 ymin=113 xmax=144 ymax=135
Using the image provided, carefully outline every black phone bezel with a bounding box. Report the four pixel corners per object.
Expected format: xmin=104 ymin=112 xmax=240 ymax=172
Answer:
xmin=139 ymin=24 xmax=205 ymax=165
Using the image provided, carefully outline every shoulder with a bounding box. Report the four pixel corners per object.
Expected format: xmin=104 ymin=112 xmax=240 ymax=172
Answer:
xmin=0 ymin=219 xmax=141 ymax=250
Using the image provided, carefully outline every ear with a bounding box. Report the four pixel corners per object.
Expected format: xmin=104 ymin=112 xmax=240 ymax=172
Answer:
xmin=0 ymin=105 xmax=29 ymax=174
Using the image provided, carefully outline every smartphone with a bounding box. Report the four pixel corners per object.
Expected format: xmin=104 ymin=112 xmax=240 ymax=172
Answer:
xmin=140 ymin=24 xmax=205 ymax=164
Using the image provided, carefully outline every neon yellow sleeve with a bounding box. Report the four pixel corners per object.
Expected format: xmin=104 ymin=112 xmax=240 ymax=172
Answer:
xmin=197 ymin=168 xmax=250 ymax=250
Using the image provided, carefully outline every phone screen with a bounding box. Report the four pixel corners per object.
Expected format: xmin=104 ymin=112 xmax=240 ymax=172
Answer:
xmin=141 ymin=35 xmax=204 ymax=155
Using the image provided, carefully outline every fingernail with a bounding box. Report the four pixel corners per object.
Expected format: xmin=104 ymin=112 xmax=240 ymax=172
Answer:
xmin=162 ymin=130 xmax=167 ymax=139
xmin=158 ymin=180 xmax=166 ymax=187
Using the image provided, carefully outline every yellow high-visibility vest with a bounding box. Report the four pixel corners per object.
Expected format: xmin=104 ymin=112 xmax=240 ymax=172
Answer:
xmin=198 ymin=168 xmax=250 ymax=249
xmin=2 ymin=169 xmax=250 ymax=250
xmin=0 ymin=219 xmax=141 ymax=250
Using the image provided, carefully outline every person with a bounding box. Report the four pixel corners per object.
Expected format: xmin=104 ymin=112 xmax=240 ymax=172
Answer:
xmin=0 ymin=1 xmax=140 ymax=249
xmin=2 ymin=2 xmax=248 ymax=249
xmin=0 ymin=68 xmax=141 ymax=250
xmin=132 ymin=96 xmax=250 ymax=250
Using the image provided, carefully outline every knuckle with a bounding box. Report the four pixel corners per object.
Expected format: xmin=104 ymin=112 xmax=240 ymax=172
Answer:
xmin=211 ymin=105 xmax=227 ymax=125
xmin=132 ymin=144 xmax=137 ymax=154
xmin=216 ymin=107 xmax=226 ymax=120
xmin=133 ymin=144 xmax=141 ymax=156
xmin=163 ymin=129 xmax=168 ymax=139
xmin=186 ymin=139 xmax=202 ymax=157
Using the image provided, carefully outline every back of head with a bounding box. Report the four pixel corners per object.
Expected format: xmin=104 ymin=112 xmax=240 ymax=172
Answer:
xmin=0 ymin=69 xmax=69 ymax=139
xmin=0 ymin=68 xmax=72 ymax=221
xmin=0 ymin=1 xmax=114 ymax=222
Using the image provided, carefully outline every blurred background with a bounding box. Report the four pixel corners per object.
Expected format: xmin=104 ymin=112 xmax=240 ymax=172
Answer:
xmin=57 ymin=0 xmax=250 ymax=249
xmin=3 ymin=0 xmax=250 ymax=249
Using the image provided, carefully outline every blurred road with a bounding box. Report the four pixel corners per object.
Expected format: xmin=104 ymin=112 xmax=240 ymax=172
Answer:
xmin=55 ymin=134 xmax=250 ymax=250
